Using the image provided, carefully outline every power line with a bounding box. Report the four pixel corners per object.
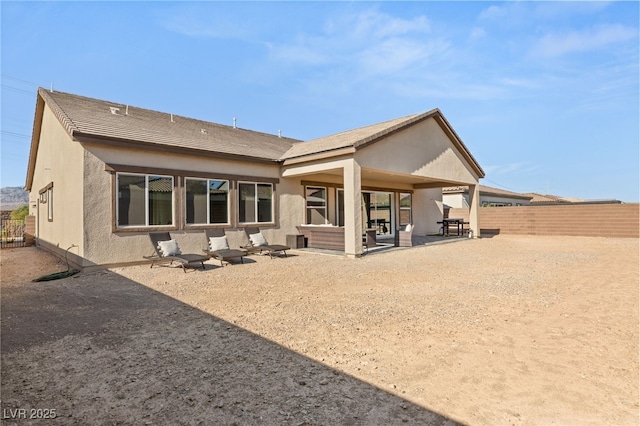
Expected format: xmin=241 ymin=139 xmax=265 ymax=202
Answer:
xmin=1 ymin=84 xmax=36 ymax=95
xmin=1 ymin=74 xmax=41 ymax=87
xmin=1 ymin=130 xmax=31 ymax=139
xmin=482 ymin=177 xmax=520 ymax=193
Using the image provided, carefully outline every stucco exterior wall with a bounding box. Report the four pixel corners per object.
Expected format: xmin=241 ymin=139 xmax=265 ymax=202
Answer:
xmin=29 ymin=105 xmax=85 ymax=258
xmin=479 ymin=195 xmax=529 ymax=207
xmin=80 ymin=143 xmax=302 ymax=267
xmin=411 ymin=188 xmax=444 ymax=235
xmin=355 ymin=118 xmax=480 ymax=184
xmin=442 ymin=193 xmax=467 ymax=208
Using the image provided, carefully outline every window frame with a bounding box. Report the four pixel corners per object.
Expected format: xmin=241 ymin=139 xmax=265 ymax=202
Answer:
xmin=39 ymin=182 xmax=53 ymax=222
xmin=116 ymin=172 xmax=175 ymax=229
xmin=399 ymin=192 xmax=412 ymax=227
xmin=238 ymin=181 xmax=274 ymax=225
xmin=184 ymin=177 xmax=231 ymax=227
xmin=305 ymin=185 xmax=328 ymax=225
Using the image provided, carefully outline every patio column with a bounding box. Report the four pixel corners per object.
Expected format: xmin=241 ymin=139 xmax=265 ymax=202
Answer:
xmin=468 ymin=183 xmax=480 ymax=238
xmin=343 ymin=158 xmax=363 ymax=257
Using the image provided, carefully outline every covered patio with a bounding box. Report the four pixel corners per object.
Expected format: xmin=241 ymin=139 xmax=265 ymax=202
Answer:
xmin=281 ymin=109 xmax=485 ymax=257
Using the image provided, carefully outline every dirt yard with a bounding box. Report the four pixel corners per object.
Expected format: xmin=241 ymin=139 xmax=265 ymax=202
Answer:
xmin=1 ymin=236 xmax=638 ymax=425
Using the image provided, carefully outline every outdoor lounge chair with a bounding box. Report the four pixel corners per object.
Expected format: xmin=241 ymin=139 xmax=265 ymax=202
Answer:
xmin=144 ymin=232 xmax=208 ymax=272
xmin=394 ymin=223 xmax=414 ymax=247
xmin=243 ymin=227 xmax=290 ymax=258
xmin=203 ymin=228 xmax=247 ymax=266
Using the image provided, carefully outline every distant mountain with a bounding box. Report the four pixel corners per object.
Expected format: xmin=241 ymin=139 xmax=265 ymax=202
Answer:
xmin=0 ymin=187 xmax=29 ymax=210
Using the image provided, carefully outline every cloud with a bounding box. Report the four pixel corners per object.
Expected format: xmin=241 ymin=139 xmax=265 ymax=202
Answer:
xmin=157 ymin=5 xmax=257 ymax=39
xmin=531 ymin=24 xmax=637 ymax=58
xmin=468 ymin=27 xmax=486 ymax=42
xmin=478 ymin=5 xmax=510 ymax=21
xmin=266 ymin=7 xmax=437 ymax=76
xmin=483 ymin=162 xmax=541 ymax=176
xmin=349 ymin=9 xmax=430 ymax=39
xmin=358 ymin=37 xmax=449 ymax=77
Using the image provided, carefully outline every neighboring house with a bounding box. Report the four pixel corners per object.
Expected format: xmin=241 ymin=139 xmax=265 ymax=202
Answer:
xmin=25 ymin=88 xmax=484 ymax=270
xmin=443 ymin=185 xmax=533 ymax=208
xmin=525 ymin=193 xmax=622 ymax=205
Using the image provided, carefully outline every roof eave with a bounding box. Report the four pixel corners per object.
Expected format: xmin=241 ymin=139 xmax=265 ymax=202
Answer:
xmin=354 ymin=109 xmax=485 ymax=179
xmin=73 ymin=133 xmax=283 ymax=165
xmin=24 ymin=93 xmax=46 ymax=191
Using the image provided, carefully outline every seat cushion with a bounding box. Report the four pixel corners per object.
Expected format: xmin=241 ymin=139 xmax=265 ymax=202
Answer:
xmin=209 ymin=236 xmax=230 ymax=251
xmin=249 ymin=232 xmax=268 ymax=247
xmin=158 ymin=239 xmax=181 ymax=257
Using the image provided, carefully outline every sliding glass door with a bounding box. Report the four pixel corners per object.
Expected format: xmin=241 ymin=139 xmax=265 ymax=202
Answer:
xmin=337 ymin=190 xmax=394 ymax=236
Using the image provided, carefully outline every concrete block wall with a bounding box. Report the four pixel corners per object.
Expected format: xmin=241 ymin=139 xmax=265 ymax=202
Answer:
xmin=448 ymin=204 xmax=639 ymax=238
xmin=24 ymin=215 xmax=36 ymax=246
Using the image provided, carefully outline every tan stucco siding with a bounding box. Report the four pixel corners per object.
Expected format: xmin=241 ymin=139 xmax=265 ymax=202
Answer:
xmin=29 ymin=105 xmax=85 ymax=257
xmin=355 ymin=118 xmax=480 ymax=184
xmin=412 ymin=188 xmax=444 ymax=235
xmin=80 ymin=143 xmax=302 ymax=266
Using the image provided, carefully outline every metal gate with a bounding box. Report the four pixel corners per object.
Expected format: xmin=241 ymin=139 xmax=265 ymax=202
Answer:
xmin=1 ymin=219 xmax=26 ymax=248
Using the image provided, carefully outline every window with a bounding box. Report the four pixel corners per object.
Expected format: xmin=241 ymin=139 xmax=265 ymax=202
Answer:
xmin=39 ymin=182 xmax=53 ymax=222
xmin=399 ymin=193 xmax=411 ymax=226
xmin=47 ymin=186 xmax=53 ymax=222
xmin=239 ymin=182 xmax=273 ymax=224
xmin=185 ymin=178 xmax=230 ymax=225
xmin=117 ymin=173 xmax=173 ymax=227
xmin=305 ymin=186 xmax=327 ymax=224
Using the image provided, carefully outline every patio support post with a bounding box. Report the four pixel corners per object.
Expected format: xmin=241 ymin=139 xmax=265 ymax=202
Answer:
xmin=468 ymin=183 xmax=480 ymax=238
xmin=343 ymin=158 xmax=363 ymax=257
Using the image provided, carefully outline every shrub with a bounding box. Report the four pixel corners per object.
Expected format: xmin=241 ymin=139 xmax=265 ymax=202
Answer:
xmin=10 ymin=205 xmax=29 ymax=221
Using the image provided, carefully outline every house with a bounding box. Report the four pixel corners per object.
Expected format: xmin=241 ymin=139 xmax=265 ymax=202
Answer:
xmin=25 ymin=88 xmax=484 ymax=270
xmin=525 ymin=193 xmax=622 ymax=205
xmin=443 ymin=185 xmax=533 ymax=208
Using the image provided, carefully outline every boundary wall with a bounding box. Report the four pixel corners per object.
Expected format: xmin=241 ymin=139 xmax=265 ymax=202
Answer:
xmin=448 ymin=204 xmax=639 ymax=238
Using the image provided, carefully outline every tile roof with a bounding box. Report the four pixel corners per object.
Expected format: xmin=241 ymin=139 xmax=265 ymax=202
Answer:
xmin=443 ymin=185 xmax=533 ymax=200
xmin=38 ymin=88 xmax=301 ymax=162
xmin=27 ymin=88 xmax=485 ymax=187
xmin=280 ymin=108 xmax=484 ymax=178
xmin=280 ymin=112 xmax=426 ymax=159
xmin=525 ymin=193 xmax=568 ymax=204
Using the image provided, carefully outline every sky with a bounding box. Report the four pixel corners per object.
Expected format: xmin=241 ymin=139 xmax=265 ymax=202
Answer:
xmin=1 ymin=1 xmax=638 ymax=202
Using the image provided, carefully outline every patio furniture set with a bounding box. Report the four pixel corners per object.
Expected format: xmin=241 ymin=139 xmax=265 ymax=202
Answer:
xmin=144 ymin=227 xmax=289 ymax=272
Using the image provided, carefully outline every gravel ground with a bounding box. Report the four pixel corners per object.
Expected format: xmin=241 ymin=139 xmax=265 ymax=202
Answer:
xmin=1 ymin=235 xmax=638 ymax=425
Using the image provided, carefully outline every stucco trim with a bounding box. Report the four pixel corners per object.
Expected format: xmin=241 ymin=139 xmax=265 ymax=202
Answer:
xmin=281 ymin=147 xmax=356 ymax=166
xmin=104 ymin=163 xmax=280 ymax=184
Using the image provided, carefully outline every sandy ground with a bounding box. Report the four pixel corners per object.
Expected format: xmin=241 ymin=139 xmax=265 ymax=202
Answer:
xmin=1 ymin=235 xmax=638 ymax=425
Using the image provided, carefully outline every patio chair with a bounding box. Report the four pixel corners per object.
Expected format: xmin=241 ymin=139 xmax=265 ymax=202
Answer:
xmin=394 ymin=223 xmax=414 ymax=247
xmin=203 ymin=228 xmax=247 ymax=266
xmin=144 ymin=232 xmax=208 ymax=272
xmin=243 ymin=227 xmax=290 ymax=259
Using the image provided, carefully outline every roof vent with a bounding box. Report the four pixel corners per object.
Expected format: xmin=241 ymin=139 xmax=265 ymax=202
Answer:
xmin=110 ymin=107 xmax=120 ymax=115
xmin=233 ymin=117 xmax=237 ymax=129
xmin=278 ymin=130 xmax=282 ymax=138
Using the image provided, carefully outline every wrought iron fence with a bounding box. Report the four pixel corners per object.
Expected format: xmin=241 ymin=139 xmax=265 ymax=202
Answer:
xmin=1 ymin=219 xmax=26 ymax=248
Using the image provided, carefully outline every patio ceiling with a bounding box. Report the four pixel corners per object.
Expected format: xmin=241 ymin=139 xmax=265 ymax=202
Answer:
xmin=287 ymin=165 xmax=473 ymax=190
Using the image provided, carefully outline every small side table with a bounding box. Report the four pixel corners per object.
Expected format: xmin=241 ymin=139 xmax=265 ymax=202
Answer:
xmin=287 ymin=234 xmax=305 ymax=249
